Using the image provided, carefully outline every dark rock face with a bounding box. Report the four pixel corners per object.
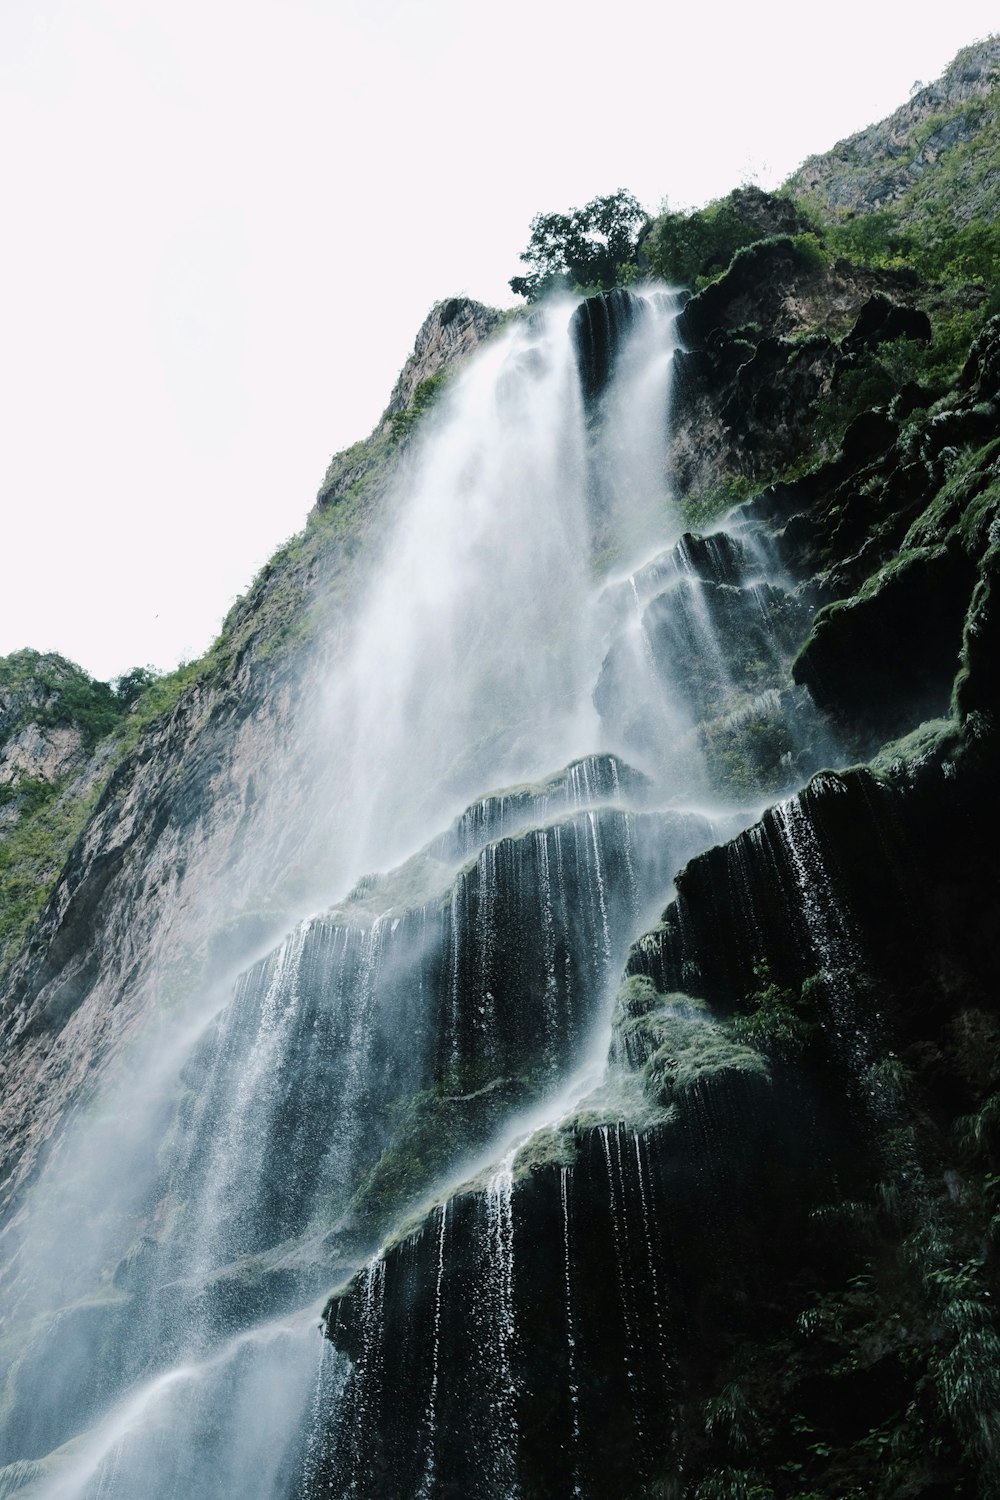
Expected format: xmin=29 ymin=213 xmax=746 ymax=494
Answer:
xmin=753 ymin=315 xmax=1000 ymax=748
xmin=311 ymin=259 xmax=1000 ymax=1496
xmin=319 ymin=1079 xmax=815 ymax=1500
xmin=377 ymin=298 xmax=506 ymax=426
xmin=0 ymin=733 xmax=716 ymax=1480
xmin=841 ymin=292 xmax=932 ymax=353
xmin=318 ymin=723 xmax=1000 ymax=1496
xmin=4 ymin=60 xmax=1000 ymax=1493
xmin=570 ymin=287 xmax=645 ymax=401
xmin=792 ymin=542 xmax=976 ymax=737
xmin=667 ymin=237 xmax=926 ymax=498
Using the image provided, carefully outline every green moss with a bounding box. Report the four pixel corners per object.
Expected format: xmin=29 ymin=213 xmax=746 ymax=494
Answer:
xmin=510 ymin=1123 xmax=578 ymax=1178
xmin=793 ymin=538 xmax=962 ymax=681
xmin=348 ymin=1073 xmax=529 ymax=1235
xmin=901 ymin=441 xmax=1000 ymax=555
xmin=677 ymin=477 xmax=759 ymax=530
xmin=615 ymin=973 xmax=661 ymax=1019
xmin=699 ymin=691 xmax=801 ymax=799
xmin=639 ymin=999 xmax=769 ymax=1108
xmin=869 ymin=717 xmax=962 ymax=778
xmin=0 ymin=781 xmax=103 ymax=974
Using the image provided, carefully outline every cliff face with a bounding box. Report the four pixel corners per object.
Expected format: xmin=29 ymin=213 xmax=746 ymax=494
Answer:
xmin=376 ymin=297 xmax=507 ymax=426
xmin=668 ymin=239 xmax=928 ymax=499
xmin=0 ymin=302 xmax=502 ymax=1222
xmin=315 ymin=296 xmax=506 ymax=506
xmin=786 ymin=37 xmax=1000 ymax=223
xmin=316 ymin=299 xmax=1000 ymax=1497
xmin=1 ymin=40 xmax=999 ymax=1500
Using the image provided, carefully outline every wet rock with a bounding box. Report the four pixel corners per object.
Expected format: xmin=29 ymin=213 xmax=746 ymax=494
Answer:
xmin=792 ymin=542 xmax=976 ymax=739
xmin=570 ymin=288 xmax=645 ymax=401
xmin=840 ymin=292 xmax=932 ymax=354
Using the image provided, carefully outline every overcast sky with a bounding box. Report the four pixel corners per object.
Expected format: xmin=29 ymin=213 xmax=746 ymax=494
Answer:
xmin=1 ymin=0 xmax=996 ymax=680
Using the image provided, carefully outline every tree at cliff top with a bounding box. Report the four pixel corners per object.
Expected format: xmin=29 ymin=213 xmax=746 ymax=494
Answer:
xmin=509 ymin=189 xmax=648 ymax=301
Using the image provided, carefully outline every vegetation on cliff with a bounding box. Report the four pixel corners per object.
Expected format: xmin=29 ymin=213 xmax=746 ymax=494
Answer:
xmin=509 ymin=190 xmax=648 ymax=301
xmin=2 ymin=35 xmax=1000 ymax=1500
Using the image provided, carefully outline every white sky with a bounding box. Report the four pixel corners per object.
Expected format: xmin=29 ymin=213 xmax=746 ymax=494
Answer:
xmin=1 ymin=0 xmax=997 ymax=680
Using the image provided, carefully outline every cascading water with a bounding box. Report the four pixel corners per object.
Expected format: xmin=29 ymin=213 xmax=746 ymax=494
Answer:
xmin=0 ymin=287 xmax=840 ymax=1500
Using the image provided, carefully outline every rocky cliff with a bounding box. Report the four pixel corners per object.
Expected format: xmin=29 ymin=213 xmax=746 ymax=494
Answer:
xmin=0 ymin=300 xmax=502 ymax=1222
xmin=1 ymin=39 xmax=1000 ymax=1500
xmin=787 ymin=37 xmax=1000 ymax=224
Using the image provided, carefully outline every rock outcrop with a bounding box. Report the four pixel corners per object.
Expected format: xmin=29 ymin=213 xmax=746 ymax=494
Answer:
xmin=787 ymin=37 xmax=1000 ymax=223
xmin=379 ymin=297 xmax=507 ymax=422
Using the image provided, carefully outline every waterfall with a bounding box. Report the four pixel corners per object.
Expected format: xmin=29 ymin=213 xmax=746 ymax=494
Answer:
xmin=482 ymin=1155 xmax=519 ymax=1496
xmin=0 ymin=285 xmax=835 ymax=1500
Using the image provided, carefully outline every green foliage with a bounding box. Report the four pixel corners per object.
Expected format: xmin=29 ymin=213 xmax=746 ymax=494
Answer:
xmin=791 ymin=93 xmax=1000 ymax=374
xmin=955 ymin=1092 xmax=1000 ymax=1161
xmin=111 ymin=659 xmax=204 ymax=756
xmin=837 ymin=211 xmax=1000 ymax=289
xmin=642 ymin=203 xmax=758 ymax=288
xmin=821 ymin=208 xmax=913 ymax=270
xmin=704 ymin=1383 xmax=759 ymax=1455
xmin=350 ymin=1089 xmax=457 ymax=1227
xmin=641 ymin=187 xmax=817 ymax=289
xmin=0 ymin=656 xmax=209 ymax=972
xmin=676 ymin=478 xmax=759 ymax=530
xmin=0 ymin=775 xmax=55 ymax=820
xmin=785 ymin=231 xmax=829 ymax=275
xmin=904 ymin=439 xmax=1000 ymax=554
xmin=808 ymin=316 xmax=983 ymax=456
xmin=692 ymin=1471 xmax=774 ymax=1500
xmin=390 ymin=371 xmax=450 ymax=444
xmin=727 ymin=962 xmax=820 ymax=1061
xmin=640 ymin=1000 xmax=769 ymax=1108
xmin=0 ymin=782 xmax=103 ymax=970
xmin=0 ymin=394 xmax=405 ymax=978
xmin=919 ymin=1251 xmax=1000 ymax=1465
xmin=811 ymin=355 xmax=900 ymax=449
xmin=615 ymin=973 xmax=660 ymax=1019
xmin=509 ymin=189 xmax=648 ymax=301
xmin=111 ymin=666 xmax=159 ymax=707
xmin=700 ymin=693 xmax=800 ymax=798
xmin=349 ymin=1073 xmax=521 ymax=1233
xmin=0 ymin=649 xmax=124 ymax=752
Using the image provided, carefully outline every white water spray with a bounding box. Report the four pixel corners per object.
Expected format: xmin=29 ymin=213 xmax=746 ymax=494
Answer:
xmin=0 ymin=284 xmax=829 ymax=1500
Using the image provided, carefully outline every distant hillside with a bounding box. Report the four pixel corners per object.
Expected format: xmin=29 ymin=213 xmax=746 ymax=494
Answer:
xmin=786 ymin=37 xmax=1000 ymax=227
